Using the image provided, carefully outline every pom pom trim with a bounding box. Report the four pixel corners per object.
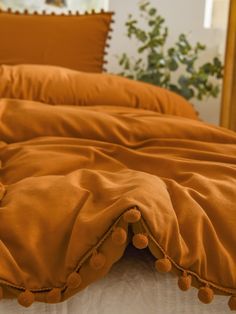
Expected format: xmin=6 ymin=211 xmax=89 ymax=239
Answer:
xmin=228 ymin=295 xmax=236 ymax=311
xmin=132 ymin=233 xmax=149 ymax=249
xmin=67 ymin=272 xmax=82 ymax=289
xmin=0 ymin=210 xmax=127 ymax=301
xmin=111 ymin=227 xmax=127 ymax=245
xmin=198 ymin=285 xmax=214 ymax=304
xmin=102 ymin=12 xmax=114 ymax=72
xmin=0 ymin=8 xmax=114 ymax=17
xmin=17 ymin=290 xmax=35 ymax=307
xmin=135 ymin=216 xmax=236 ymax=297
xmin=123 ymin=207 xmax=141 ymax=223
xmin=155 ymin=257 xmax=172 ymax=273
xmin=89 ymin=251 xmax=106 ymax=270
xmin=0 ymin=204 xmax=235 ymax=311
xmin=178 ymin=272 xmax=192 ymax=291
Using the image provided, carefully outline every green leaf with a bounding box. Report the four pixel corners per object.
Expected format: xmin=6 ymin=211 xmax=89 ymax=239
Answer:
xmin=197 ymin=73 xmax=208 ymax=83
xmin=168 ymin=48 xmax=175 ymax=57
xmin=118 ymin=53 xmax=128 ymax=66
xmin=201 ymin=62 xmax=213 ymax=74
xmin=168 ymin=58 xmax=178 ymax=71
xmin=121 ymin=56 xmax=130 ymax=70
xmin=197 ymin=93 xmax=203 ymax=100
xmin=136 ymin=30 xmax=148 ymax=42
xmin=169 ymin=84 xmax=180 ymax=94
xmin=138 ymin=44 xmax=148 ymax=53
xmin=125 ymin=20 xmax=138 ymax=27
xmin=149 ymin=8 xmax=157 ymax=16
xmin=180 ymin=87 xmax=194 ymax=99
xmin=186 ymin=63 xmax=194 ymax=73
xmin=179 ymin=34 xmax=186 ymax=41
xmin=213 ymin=57 xmax=223 ymax=69
xmin=195 ymin=42 xmax=206 ymax=52
xmin=178 ymin=75 xmax=189 ymax=86
xmin=148 ymin=19 xmax=156 ymax=26
xmin=139 ymin=1 xmax=150 ymax=11
xmin=211 ymin=85 xmax=220 ymax=97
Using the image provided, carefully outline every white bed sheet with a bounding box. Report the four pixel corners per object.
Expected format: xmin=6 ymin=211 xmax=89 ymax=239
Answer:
xmin=0 ymin=246 xmax=231 ymax=314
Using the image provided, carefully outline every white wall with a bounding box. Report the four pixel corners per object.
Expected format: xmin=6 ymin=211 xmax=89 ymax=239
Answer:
xmin=107 ymin=0 xmax=228 ymax=125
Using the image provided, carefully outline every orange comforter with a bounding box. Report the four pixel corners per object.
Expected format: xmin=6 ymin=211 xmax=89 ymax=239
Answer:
xmin=0 ymin=65 xmax=235 ymax=310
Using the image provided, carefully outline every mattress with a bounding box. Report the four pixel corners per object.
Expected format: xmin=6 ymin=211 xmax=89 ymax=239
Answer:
xmin=0 ymin=246 xmax=231 ymax=314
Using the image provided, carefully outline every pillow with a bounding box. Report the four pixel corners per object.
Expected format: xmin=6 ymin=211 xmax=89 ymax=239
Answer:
xmin=0 ymin=9 xmax=113 ymax=72
xmin=0 ymin=64 xmax=199 ymax=119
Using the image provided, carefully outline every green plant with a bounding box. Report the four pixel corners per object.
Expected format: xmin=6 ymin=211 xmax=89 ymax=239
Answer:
xmin=118 ymin=1 xmax=223 ymax=101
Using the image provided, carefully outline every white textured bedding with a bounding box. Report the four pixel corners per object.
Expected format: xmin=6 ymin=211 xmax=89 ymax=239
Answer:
xmin=0 ymin=246 xmax=231 ymax=314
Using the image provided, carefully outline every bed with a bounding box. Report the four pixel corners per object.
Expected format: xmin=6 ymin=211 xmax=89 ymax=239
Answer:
xmin=0 ymin=9 xmax=235 ymax=314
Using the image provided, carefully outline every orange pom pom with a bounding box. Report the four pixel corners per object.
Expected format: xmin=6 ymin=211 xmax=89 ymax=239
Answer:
xmin=17 ymin=290 xmax=35 ymax=307
xmin=46 ymin=288 xmax=61 ymax=303
xmin=123 ymin=208 xmax=141 ymax=223
xmin=0 ymin=287 xmax=3 ymax=300
xmin=111 ymin=227 xmax=127 ymax=245
xmin=155 ymin=258 xmax=172 ymax=273
xmin=178 ymin=273 xmax=192 ymax=291
xmin=198 ymin=286 xmax=214 ymax=304
xmin=228 ymin=295 xmax=236 ymax=311
xmin=132 ymin=233 xmax=149 ymax=249
xmin=89 ymin=252 xmax=106 ymax=270
xmin=67 ymin=272 xmax=82 ymax=289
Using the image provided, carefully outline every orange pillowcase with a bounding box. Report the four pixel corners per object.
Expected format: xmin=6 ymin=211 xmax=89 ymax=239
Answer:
xmin=0 ymin=10 xmax=113 ymax=72
xmin=0 ymin=64 xmax=199 ymax=119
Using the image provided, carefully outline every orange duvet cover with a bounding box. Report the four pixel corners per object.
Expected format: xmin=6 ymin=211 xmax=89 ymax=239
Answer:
xmin=0 ymin=65 xmax=235 ymax=310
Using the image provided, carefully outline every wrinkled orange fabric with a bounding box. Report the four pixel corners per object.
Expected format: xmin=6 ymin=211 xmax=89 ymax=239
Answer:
xmin=0 ymin=65 xmax=235 ymax=308
xmin=0 ymin=11 xmax=112 ymax=72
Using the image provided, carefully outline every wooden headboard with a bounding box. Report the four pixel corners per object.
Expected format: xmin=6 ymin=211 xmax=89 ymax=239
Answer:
xmin=220 ymin=0 xmax=236 ymax=131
